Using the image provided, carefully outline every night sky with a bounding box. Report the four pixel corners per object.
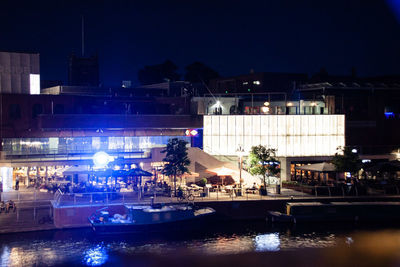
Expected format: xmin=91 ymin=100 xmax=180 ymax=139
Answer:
xmin=1 ymin=0 xmax=400 ymax=87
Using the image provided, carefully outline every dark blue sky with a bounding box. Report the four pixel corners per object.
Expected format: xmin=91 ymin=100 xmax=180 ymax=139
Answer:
xmin=1 ymin=0 xmax=400 ymax=87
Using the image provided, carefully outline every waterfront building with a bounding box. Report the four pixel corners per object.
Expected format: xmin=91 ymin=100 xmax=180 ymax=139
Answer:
xmin=0 ymin=92 xmax=202 ymax=191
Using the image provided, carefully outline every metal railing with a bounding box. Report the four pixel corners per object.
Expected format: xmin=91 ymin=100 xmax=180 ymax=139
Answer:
xmin=4 ymin=183 xmax=400 ymax=208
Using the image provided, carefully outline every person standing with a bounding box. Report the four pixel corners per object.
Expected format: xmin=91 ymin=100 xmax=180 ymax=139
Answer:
xmin=15 ymin=176 xmax=19 ymax=191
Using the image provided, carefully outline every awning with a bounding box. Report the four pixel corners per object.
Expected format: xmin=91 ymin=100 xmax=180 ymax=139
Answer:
xmin=295 ymin=162 xmax=336 ymax=172
xmin=62 ymin=166 xmax=91 ymax=175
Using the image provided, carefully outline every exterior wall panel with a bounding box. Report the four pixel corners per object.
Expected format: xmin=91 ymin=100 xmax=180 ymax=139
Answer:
xmin=203 ymin=115 xmax=345 ymax=157
xmin=0 ymin=52 xmax=40 ymax=94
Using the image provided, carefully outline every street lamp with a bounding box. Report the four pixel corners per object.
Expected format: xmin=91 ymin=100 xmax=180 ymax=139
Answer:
xmin=236 ymin=145 xmax=245 ymax=194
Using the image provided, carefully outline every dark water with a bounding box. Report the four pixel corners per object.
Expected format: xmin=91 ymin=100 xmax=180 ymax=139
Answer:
xmin=0 ymin=221 xmax=390 ymax=266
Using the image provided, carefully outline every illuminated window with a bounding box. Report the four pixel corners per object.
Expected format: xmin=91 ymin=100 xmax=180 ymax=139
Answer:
xmin=29 ymin=74 xmax=40 ymax=95
xmin=253 ymin=80 xmax=261 ymax=85
xmin=243 ymin=82 xmax=249 ymax=85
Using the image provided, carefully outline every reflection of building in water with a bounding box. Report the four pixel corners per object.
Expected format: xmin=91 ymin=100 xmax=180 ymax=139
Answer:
xmin=254 ymin=233 xmax=280 ymax=251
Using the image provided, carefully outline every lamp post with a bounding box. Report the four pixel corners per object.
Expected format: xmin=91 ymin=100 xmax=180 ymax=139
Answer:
xmin=236 ymin=145 xmax=245 ymax=194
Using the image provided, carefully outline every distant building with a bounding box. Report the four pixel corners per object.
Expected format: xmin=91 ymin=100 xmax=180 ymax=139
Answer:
xmin=68 ymin=54 xmax=99 ymax=86
xmin=297 ymin=81 xmax=400 ymax=155
xmin=0 ymin=51 xmax=40 ymax=94
xmin=209 ymin=72 xmax=308 ymax=96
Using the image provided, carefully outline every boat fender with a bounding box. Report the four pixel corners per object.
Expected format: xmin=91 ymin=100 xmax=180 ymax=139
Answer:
xmin=293 ymin=218 xmax=297 ymax=224
xmin=354 ymin=216 xmax=359 ymax=222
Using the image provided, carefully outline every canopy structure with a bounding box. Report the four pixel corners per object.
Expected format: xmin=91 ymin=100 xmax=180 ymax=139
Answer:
xmin=62 ymin=166 xmax=91 ymax=175
xmin=93 ymin=168 xmax=113 ymax=177
xmin=365 ymin=161 xmax=400 ymax=173
xmin=112 ymin=169 xmax=129 ymax=177
xmin=295 ymin=162 xmax=336 ymax=173
xmin=127 ymin=168 xmax=153 ymax=177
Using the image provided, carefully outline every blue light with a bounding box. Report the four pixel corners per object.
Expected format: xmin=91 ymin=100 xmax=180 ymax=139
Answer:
xmin=93 ymin=151 xmax=111 ymax=167
xmin=83 ymin=245 xmax=109 ymax=266
xmin=384 ymin=112 xmax=395 ymax=118
xmin=387 ymin=0 xmax=400 ymax=23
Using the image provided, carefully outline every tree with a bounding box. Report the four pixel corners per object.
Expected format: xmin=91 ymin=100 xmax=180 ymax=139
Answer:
xmin=184 ymin=62 xmax=219 ymax=83
xmin=161 ymin=138 xmax=191 ymax=195
xmin=138 ymin=60 xmax=180 ymax=85
xmin=247 ymin=145 xmax=280 ymax=189
xmin=331 ymin=146 xmax=361 ymax=177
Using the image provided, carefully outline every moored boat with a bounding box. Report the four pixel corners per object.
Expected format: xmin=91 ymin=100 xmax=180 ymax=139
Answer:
xmin=267 ymin=201 xmax=400 ymax=224
xmin=89 ymin=204 xmax=216 ymax=234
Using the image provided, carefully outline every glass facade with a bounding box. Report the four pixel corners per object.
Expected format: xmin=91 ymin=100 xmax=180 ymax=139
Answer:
xmin=2 ymin=136 xmax=191 ymax=155
xmin=203 ymin=115 xmax=345 ymax=157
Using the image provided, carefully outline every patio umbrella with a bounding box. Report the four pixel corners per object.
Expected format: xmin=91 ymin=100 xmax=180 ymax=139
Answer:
xmin=93 ymin=168 xmax=113 ymax=177
xmin=206 ymin=166 xmax=238 ymax=176
xmin=206 ymin=166 xmax=238 ymax=185
xmin=127 ymin=168 xmax=153 ymax=177
xmin=112 ymin=169 xmax=129 ymax=177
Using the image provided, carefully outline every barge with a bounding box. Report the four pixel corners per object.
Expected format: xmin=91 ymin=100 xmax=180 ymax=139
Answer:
xmin=266 ymin=201 xmax=400 ymax=224
xmin=89 ymin=204 xmax=216 ymax=234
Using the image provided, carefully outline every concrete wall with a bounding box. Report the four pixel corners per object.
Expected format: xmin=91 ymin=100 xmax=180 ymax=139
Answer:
xmin=0 ymin=52 xmax=40 ymax=94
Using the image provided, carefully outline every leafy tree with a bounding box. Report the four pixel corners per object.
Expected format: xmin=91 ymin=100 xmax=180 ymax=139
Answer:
xmin=184 ymin=62 xmax=219 ymax=83
xmin=161 ymin=138 xmax=191 ymax=195
xmin=138 ymin=60 xmax=180 ymax=85
xmin=331 ymin=146 xmax=361 ymax=176
xmin=247 ymin=145 xmax=280 ymax=188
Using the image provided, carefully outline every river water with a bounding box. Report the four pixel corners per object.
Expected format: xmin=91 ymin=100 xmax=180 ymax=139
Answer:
xmin=0 ymin=221 xmax=387 ymax=266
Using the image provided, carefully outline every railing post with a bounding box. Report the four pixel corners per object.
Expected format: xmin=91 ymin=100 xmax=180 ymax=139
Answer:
xmin=90 ymin=193 xmax=93 ymax=204
xmin=315 ymin=186 xmax=318 ymax=197
xmin=123 ymin=193 xmax=125 ymax=204
xmin=106 ymin=193 xmax=109 ymax=204
xmin=216 ymin=186 xmax=219 ymax=200
xmin=74 ymin=194 xmax=76 ymax=205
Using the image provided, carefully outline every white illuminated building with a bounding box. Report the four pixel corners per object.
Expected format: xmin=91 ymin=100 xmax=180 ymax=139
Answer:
xmin=204 ymin=115 xmax=345 ymax=157
xmin=203 ymin=114 xmax=345 ymax=181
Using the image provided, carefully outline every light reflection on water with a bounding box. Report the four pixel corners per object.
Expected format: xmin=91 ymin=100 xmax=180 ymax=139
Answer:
xmin=0 ymin=224 xmax=342 ymax=267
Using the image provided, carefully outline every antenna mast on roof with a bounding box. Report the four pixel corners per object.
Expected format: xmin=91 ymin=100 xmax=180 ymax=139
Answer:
xmin=81 ymin=15 xmax=85 ymax=57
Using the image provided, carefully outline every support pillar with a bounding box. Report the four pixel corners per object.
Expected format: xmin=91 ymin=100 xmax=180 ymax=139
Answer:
xmin=27 ymin=167 xmax=30 ymax=186
xmin=45 ymin=166 xmax=48 ymax=184
xmin=0 ymin=167 xmax=13 ymax=192
xmin=279 ymin=157 xmax=291 ymax=182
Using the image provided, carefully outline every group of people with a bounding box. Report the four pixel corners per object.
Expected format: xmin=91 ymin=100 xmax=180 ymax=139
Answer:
xmin=0 ymin=200 xmax=16 ymax=213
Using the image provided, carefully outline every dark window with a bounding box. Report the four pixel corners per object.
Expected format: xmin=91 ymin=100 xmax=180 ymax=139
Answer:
xmin=32 ymin=104 xmax=43 ymax=118
xmin=8 ymin=104 xmax=21 ymax=120
xmin=54 ymin=104 xmax=64 ymax=114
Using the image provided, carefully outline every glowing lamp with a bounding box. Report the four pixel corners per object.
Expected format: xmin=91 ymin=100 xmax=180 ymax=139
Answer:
xmin=262 ymin=106 xmax=270 ymax=113
xmin=93 ymin=151 xmax=111 ymax=167
xmin=185 ymin=129 xmax=199 ymax=136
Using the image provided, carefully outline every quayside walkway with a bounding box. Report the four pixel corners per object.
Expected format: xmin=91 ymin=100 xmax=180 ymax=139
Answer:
xmin=2 ymin=188 xmax=400 ymax=234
